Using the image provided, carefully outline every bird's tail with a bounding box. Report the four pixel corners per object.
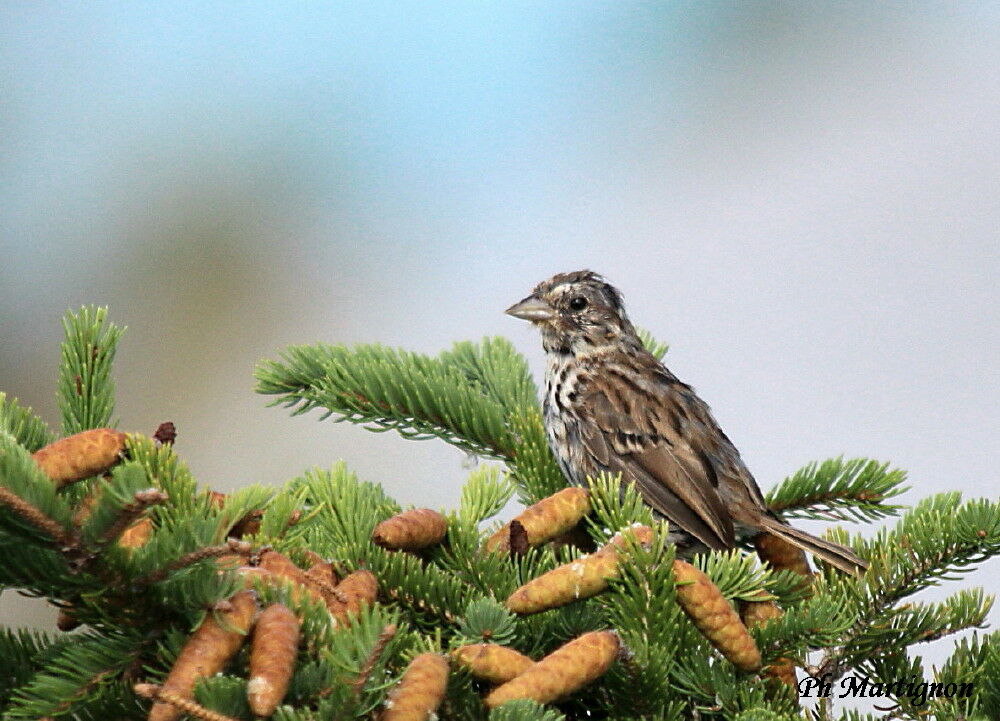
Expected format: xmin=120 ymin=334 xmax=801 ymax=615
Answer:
xmin=755 ymin=515 xmax=867 ymax=576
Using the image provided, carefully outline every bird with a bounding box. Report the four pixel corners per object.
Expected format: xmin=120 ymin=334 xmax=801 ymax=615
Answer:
xmin=505 ymin=270 xmax=866 ymax=575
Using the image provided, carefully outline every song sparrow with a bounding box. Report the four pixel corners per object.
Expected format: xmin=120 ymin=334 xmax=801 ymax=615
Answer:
xmin=506 ymin=270 xmax=866 ymax=575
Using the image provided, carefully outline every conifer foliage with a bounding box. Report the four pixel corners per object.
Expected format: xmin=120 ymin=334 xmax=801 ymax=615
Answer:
xmin=1 ymin=307 xmax=998 ymax=720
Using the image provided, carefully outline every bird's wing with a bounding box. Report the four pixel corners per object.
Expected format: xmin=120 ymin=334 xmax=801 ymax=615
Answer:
xmin=575 ymin=369 xmax=737 ymax=550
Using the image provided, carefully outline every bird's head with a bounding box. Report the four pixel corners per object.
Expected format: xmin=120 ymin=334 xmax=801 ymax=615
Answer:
xmin=506 ymin=270 xmax=638 ymax=354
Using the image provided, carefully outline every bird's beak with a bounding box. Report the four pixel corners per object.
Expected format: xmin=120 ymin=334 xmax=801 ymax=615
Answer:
xmin=505 ymin=294 xmax=556 ymax=322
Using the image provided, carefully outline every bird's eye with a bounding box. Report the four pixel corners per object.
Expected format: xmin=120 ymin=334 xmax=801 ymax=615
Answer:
xmin=569 ymin=296 xmax=588 ymax=311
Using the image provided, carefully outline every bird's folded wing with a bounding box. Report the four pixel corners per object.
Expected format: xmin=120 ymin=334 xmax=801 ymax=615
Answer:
xmin=577 ymin=386 xmax=735 ymax=550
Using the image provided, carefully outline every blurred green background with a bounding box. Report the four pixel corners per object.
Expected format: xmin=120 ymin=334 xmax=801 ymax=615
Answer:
xmin=1 ymin=4 xmax=997 ymax=710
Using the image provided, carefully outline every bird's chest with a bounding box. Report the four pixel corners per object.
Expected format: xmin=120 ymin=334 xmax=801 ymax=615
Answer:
xmin=542 ymin=354 xmax=590 ymax=484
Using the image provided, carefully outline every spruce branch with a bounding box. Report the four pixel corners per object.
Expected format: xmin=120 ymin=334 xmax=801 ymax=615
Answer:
xmin=693 ymin=549 xmax=779 ymax=603
xmin=95 ymin=488 xmax=168 ymax=547
xmin=929 ymin=630 xmax=1000 ymax=719
xmin=636 ymin=326 xmax=669 ymax=361
xmin=351 ymin=623 xmax=398 ymax=698
xmin=0 ymin=628 xmax=59 ymax=706
xmin=0 ymin=392 xmax=55 ymax=453
xmin=190 ymin=676 xmax=256 ymax=721
xmin=251 ymin=487 xmax=307 ymax=540
xmin=884 ymin=587 xmax=992 ymax=646
xmin=349 ymin=542 xmax=474 ymax=624
xmin=0 ymin=431 xmax=77 ymax=546
xmin=439 ymin=337 xmax=540 ymax=413
xmin=506 ymin=406 xmax=566 ymax=504
xmin=57 ymin=306 xmax=125 ymax=436
xmin=95 ymin=516 xmax=232 ymax=610
xmin=599 ymin=526 xmax=694 ymax=716
xmin=318 ymin=605 xmax=407 ymax=715
xmin=0 ymin=532 xmax=89 ymax=598
xmin=752 ymin=593 xmax=855 ymax=659
xmin=0 ymin=487 xmax=76 ymax=548
xmin=457 ymin=465 xmax=515 ymax=525
xmin=255 ymin=341 xmax=519 ymax=458
xmin=140 ymin=539 xmax=252 ymax=586
xmin=124 ymin=434 xmax=200 ymax=518
xmin=848 ymin=651 xmax=930 ymax=720
xmin=255 ymin=340 xmax=567 ymax=504
xmin=432 ymin=525 xmax=526 ymax=600
xmin=585 ymin=472 xmax=656 ymax=544
xmin=488 ymin=698 xmax=568 ymax=720
xmin=6 ymin=631 xmax=142 ymax=719
xmin=816 ymin=493 xmax=1000 ymax=679
xmin=78 ymin=462 xmax=164 ymax=547
xmin=455 ymin=598 xmax=519 ymax=646
xmin=290 ymin=462 xmax=401 ymax=548
xmin=860 ymin=493 xmax=1000 ymax=608
xmin=765 ymin=457 xmax=908 ymax=523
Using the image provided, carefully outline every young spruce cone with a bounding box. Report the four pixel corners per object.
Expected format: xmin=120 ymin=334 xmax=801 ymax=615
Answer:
xmin=118 ymin=517 xmax=153 ymax=549
xmin=330 ymin=569 xmax=378 ymax=625
xmin=381 ymin=653 xmax=449 ymax=721
xmin=256 ymin=550 xmax=327 ymax=606
xmin=753 ymin=532 xmax=813 ymax=579
xmin=739 ymin=592 xmax=797 ymax=690
xmin=32 ymin=428 xmax=126 ymax=488
xmin=247 ymin=603 xmax=301 ymax=717
xmin=484 ymin=631 xmax=620 ymax=708
xmin=484 ymin=487 xmax=590 ymax=553
xmin=147 ymin=590 xmax=256 ymax=721
xmin=372 ymin=508 xmax=448 ymax=551
xmin=451 ymin=644 xmax=534 ymax=684
xmin=672 ymin=560 xmax=761 ymax=672
xmin=505 ymin=525 xmax=653 ymax=614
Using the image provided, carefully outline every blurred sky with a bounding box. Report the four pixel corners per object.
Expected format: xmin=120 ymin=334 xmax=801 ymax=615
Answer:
xmin=1 ymin=3 xmax=998 ymax=712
